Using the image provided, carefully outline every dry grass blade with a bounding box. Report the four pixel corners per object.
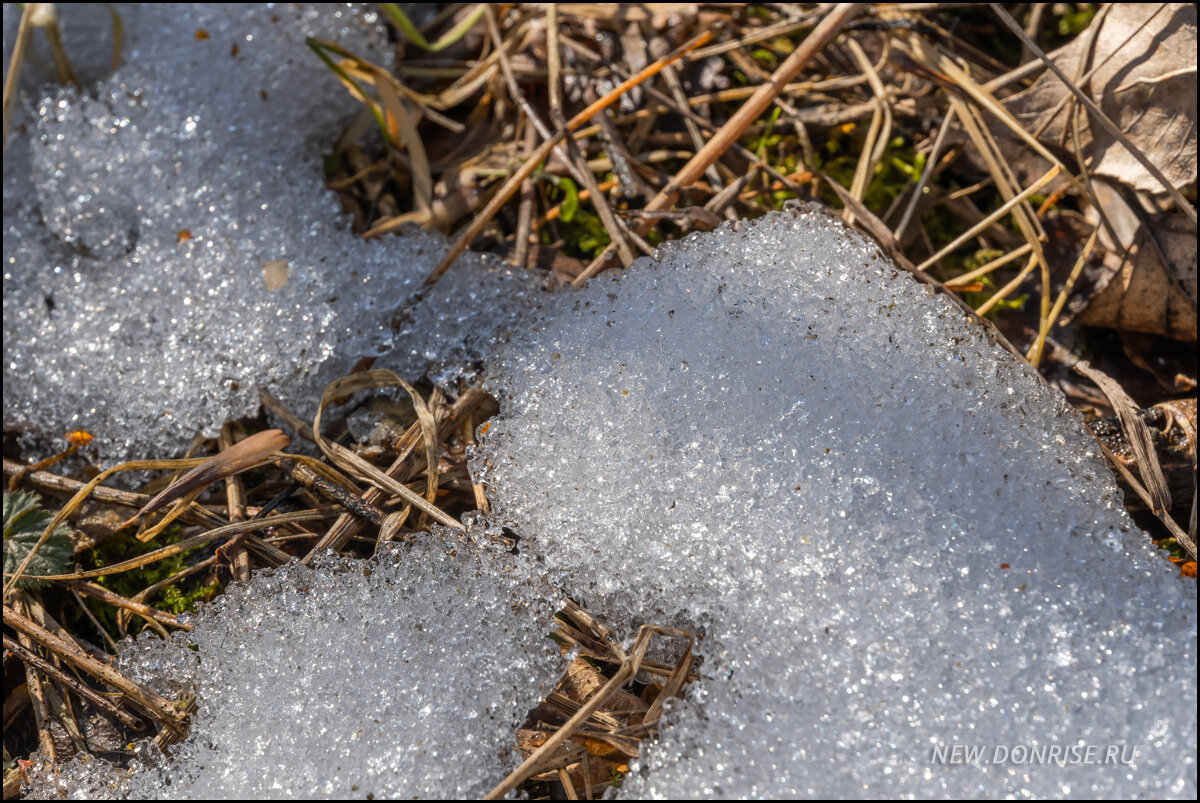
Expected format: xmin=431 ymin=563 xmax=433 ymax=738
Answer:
xmin=975 ymin=251 xmax=1039 ymax=316
xmin=33 ymin=511 xmax=327 ymax=582
xmin=1073 ymin=361 xmax=1172 ymax=516
xmin=312 ymin=371 xmax=462 ymax=529
xmin=3 ymin=635 xmax=145 ymax=732
xmin=642 ymin=637 xmax=695 ymax=725
xmin=3 ymin=604 xmax=189 ymax=736
xmin=3 ymin=459 xmax=153 ymax=512
xmin=540 ymin=7 xmax=635 ymax=268
xmin=403 ymin=384 xmax=440 ymax=525
xmin=844 ymin=38 xmax=892 ymax=226
xmin=35 ymin=3 xmax=79 ymax=89
xmin=218 ymin=424 xmax=249 ymax=582
xmin=4 ymin=457 xmax=225 ymax=596
xmin=1096 ymin=439 xmax=1197 ymax=561
xmin=943 ymin=243 xmax=1033 ymax=289
xmin=946 ymin=91 xmax=1054 ymax=353
xmin=1027 ymin=227 xmax=1100 ymax=366
xmin=380 ymin=3 xmax=487 ymax=53
xmin=130 ymin=486 xmax=208 ymax=544
xmin=107 ymin=5 xmax=124 ymax=72
xmin=894 ymin=105 xmax=956 ymax=239
xmin=69 ymin=580 xmax=187 ymax=631
xmin=688 ymin=12 xmax=818 ymax=60
xmin=121 ymin=429 xmax=290 ymax=528
xmin=374 ymin=68 xmax=433 ymax=210
xmin=558 ymin=767 xmax=579 ymax=800
xmin=376 ymin=509 xmax=411 ymax=548
xmin=488 ymin=624 xmax=692 ymax=799
xmin=915 ymin=165 xmax=1061 ymax=272
xmin=513 ymin=115 xmax=538 ymax=268
xmin=425 ymin=28 xmax=715 ymax=285
xmin=574 ymin=3 xmax=867 ymax=285
xmin=10 ymin=599 xmax=58 ymax=764
xmin=1 ymin=2 xmax=34 ymax=150
xmin=302 ymin=386 xmax=486 ymax=560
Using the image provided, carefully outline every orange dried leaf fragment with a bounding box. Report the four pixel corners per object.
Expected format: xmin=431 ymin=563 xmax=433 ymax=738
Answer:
xmin=66 ymin=430 xmax=93 ymax=446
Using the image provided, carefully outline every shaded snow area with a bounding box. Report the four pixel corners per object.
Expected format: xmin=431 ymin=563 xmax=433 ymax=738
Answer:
xmin=7 ymin=4 xmax=1195 ymax=801
xmin=2 ymin=3 xmax=537 ymax=461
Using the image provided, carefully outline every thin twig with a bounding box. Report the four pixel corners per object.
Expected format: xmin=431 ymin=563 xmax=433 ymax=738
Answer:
xmin=3 ymin=636 xmax=145 ymax=732
xmin=425 ymin=29 xmax=714 ymax=285
xmin=574 ymin=3 xmax=867 ymax=284
xmin=4 ymin=605 xmax=190 ymax=736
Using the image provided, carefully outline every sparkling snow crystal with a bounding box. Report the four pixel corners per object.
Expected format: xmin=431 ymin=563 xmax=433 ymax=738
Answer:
xmin=3 ymin=3 xmax=537 ymax=461
xmin=25 ymin=528 xmax=565 ymax=799
xmin=477 ymin=206 xmax=1197 ymax=798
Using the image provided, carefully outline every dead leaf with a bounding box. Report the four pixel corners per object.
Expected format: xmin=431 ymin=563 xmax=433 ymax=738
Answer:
xmin=1003 ymin=4 xmax=1197 ymax=195
xmin=127 ymin=429 xmax=290 ymax=523
xmin=1074 ymin=360 xmax=1172 ymax=514
xmin=1069 ymin=179 xmax=1197 ymax=341
xmin=554 ymin=658 xmax=647 ymax=719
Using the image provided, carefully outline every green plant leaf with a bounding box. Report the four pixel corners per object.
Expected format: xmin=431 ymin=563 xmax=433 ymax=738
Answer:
xmin=559 ymin=177 xmax=580 ymax=222
xmin=4 ymin=490 xmax=73 ymax=588
xmin=379 ymin=3 xmax=486 ymax=52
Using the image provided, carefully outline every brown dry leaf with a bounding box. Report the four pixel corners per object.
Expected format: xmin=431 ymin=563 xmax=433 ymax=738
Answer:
xmin=1003 ymin=4 xmax=1197 ymax=195
xmin=571 ymin=728 xmax=641 ymax=761
xmin=130 ymin=429 xmax=290 ymax=521
xmin=555 ymin=657 xmax=647 ymax=719
xmin=1068 ymin=180 xmax=1197 ymax=341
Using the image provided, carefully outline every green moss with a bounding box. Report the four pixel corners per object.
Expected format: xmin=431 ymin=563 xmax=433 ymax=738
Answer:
xmin=539 ymin=173 xmax=611 ymax=260
xmin=86 ymin=524 xmax=219 ymax=632
xmin=1053 ymin=5 xmax=1097 ymax=38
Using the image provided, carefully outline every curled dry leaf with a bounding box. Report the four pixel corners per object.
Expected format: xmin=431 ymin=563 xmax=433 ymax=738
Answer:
xmin=1003 ymin=3 xmax=1197 ymax=196
xmin=130 ymin=429 xmax=291 ymax=521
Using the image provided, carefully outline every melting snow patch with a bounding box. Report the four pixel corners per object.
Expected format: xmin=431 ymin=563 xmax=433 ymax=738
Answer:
xmin=24 ymin=527 xmax=565 ymax=799
xmin=2 ymin=3 xmax=537 ymax=461
xmin=476 ymin=206 xmax=1197 ymax=798
xmin=6 ymin=4 xmax=1194 ymax=798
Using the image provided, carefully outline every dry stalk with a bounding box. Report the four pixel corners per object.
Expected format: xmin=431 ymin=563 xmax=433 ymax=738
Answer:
xmin=3 ymin=605 xmax=189 ymax=737
xmin=574 ymin=3 xmax=867 ymax=284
